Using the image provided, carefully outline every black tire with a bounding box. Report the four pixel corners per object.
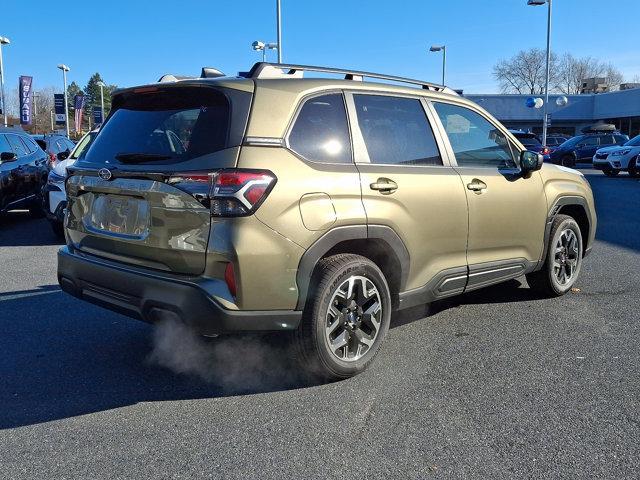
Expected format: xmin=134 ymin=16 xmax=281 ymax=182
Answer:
xmin=603 ymin=169 xmax=619 ymax=177
xmin=628 ymin=156 xmax=640 ymax=178
xmin=526 ymin=214 xmax=583 ymax=297
xmin=50 ymin=220 xmax=65 ymax=238
xmin=294 ymin=254 xmax=391 ymax=380
xmin=561 ymin=155 xmax=576 ymax=168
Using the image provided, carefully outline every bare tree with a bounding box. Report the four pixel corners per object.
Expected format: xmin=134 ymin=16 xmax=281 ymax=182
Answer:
xmin=555 ymin=54 xmax=624 ymax=93
xmin=493 ymin=48 xmax=558 ymax=94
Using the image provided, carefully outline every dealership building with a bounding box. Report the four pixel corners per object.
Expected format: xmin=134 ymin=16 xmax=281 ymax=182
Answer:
xmin=465 ymin=87 xmax=640 ymax=139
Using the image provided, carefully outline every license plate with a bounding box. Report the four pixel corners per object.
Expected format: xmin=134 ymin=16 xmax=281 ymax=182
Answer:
xmin=86 ymin=194 xmax=150 ymax=238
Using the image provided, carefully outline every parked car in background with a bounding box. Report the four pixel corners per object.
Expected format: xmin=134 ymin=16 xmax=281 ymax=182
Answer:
xmin=0 ymin=127 xmax=49 ymax=217
xmin=592 ymin=134 xmax=640 ymax=177
xmin=43 ymin=129 xmax=98 ymax=236
xmin=509 ymin=130 xmax=548 ymax=154
xmin=32 ymin=134 xmax=75 ymax=167
xmin=546 ymin=135 xmax=570 ymax=147
xmin=549 ymin=133 xmax=629 ymax=167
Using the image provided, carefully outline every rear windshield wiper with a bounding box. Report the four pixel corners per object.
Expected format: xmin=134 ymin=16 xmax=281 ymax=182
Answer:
xmin=115 ymin=152 xmax=174 ymax=163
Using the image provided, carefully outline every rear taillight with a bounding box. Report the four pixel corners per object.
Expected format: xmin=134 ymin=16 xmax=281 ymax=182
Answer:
xmin=48 ymin=152 xmax=57 ymax=166
xmin=211 ymin=169 xmax=276 ymax=217
xmin=541 ymin=147 xmax=551 ymax=155
xmin=167 ymin=169 xmax=276 ymax=217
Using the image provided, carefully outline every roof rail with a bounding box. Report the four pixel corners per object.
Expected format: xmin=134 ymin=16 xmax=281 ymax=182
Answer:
xmin=245 ymin=62 xmax=458 ymax=95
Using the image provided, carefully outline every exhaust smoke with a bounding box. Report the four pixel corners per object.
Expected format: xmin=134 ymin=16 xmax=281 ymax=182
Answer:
xmin=147 ymin=318 xmax=309 ymax=393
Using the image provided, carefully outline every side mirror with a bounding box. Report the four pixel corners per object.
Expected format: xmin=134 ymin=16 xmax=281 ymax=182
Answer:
xmin=0 ymin=151 xmax=17 ymax=162
xmin=58 ymin=149 xmax=70 ymax=160
xmin=520 ymin=150 xmax=543 ymax=173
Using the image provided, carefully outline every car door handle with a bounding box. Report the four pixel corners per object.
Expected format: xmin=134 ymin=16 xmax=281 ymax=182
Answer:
xmin=467 ymin=179 xmax=487 ymax=192
xmin=370 ymin=178 xmax=398 ymax=193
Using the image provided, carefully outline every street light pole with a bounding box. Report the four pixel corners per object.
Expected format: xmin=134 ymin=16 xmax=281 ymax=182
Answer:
xmin=429 ymin=45 xmax=446 ymax=85
xmin=57 ymin=64 xmax=70 ymax=138
xmin=276 ymin=0 xmax=282 ymax=63
xmin=0 ymin=36 xmax=10 ymax=127
xmin=528 ymin=0 xmax=552 ymax=147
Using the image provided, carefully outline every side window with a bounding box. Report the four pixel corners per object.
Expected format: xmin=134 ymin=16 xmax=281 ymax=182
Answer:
xmin=581 ymin=137 xmax=598 ymax=147
xmin=433 ymin=102 xmax=516 ymax=168
xmin=600 ymin=135 xmax=615 ymax=146
xmin=6 ymin=134 xmax=28 ymax=157
xmin=353 ymin=95 xmax=442 ymax=166
xmin=614 ymin=135 xmax=627 ymax=144
xmin=0 ymin=134 xmax=12 ymax=155
xmin=19 ymin=136 xmax=35 ymax=154
xmin=288 ymin=93 xmax=352 ymax=164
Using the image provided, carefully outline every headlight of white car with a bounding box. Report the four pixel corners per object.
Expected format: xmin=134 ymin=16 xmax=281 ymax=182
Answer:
xmin=611 ymin=149 xmax=631 ymax=156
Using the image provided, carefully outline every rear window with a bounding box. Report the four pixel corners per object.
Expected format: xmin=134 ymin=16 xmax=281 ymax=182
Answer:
xmin=83 ymin=87 xmax=232 ymax=166
xmin=516 ymin=135 xmax=541 ymax=147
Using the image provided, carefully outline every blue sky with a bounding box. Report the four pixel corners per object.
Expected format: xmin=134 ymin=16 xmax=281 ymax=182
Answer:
xmin=2 ymin=0 xmax=639 ymax=94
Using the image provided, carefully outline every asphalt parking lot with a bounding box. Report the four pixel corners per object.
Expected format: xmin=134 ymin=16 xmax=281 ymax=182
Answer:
xmin=1 ymin=169 xmax=639 ymax=479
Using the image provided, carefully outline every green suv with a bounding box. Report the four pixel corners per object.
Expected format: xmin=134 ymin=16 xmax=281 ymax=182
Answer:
xmin=58 ymin=63 xmax=596 ymax=379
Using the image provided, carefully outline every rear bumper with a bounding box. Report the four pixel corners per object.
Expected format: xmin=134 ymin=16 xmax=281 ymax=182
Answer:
xmin=57 ymin=246 xmax=301 ymax=335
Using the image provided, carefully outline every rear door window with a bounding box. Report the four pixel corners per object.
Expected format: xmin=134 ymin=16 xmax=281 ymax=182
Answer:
xmin=433 ymin=102 xmax=516 ymax=168
xmin=288 ymin=93 xmax=352 ymax=164
xmin=353 ymin=95 xmax=442 ymax=166
xmin=83 ymin=87 xmax=233 ymax=166
xmin=6 ymin=134 xmax=29 ymax=157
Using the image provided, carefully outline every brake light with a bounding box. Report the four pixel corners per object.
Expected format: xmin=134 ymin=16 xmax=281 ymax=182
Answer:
xmin=211 ymin=169 xmax=276 ymax=217
xmin=541 ymin=147 xmax=551 ymax=155
xmin=224 ymin=262 xmax=237 ymax=297
xmin=48 ymin=152 xmax=57 ymax=166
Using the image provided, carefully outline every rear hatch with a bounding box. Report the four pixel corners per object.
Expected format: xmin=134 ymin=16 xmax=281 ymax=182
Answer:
xmin=66 ymin=83 xmax=252 ymax=275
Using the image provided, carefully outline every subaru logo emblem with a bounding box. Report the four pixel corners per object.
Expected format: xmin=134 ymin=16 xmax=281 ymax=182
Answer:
xmin=98 ymin=168 xmax=112 ymax=181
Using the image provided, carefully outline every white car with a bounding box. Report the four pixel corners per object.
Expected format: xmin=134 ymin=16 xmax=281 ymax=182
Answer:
xmin=592 ymin=134 xmax=640 ymax=177
xmin=44 ymin=130 xmax=98 ymax=236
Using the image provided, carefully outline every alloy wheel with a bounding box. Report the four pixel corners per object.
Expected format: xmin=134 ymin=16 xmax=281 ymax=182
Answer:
xmin=325 ymin=275 xmax=382 ymax=362
xmin=553 ymin=229 xmax=580 ymax=285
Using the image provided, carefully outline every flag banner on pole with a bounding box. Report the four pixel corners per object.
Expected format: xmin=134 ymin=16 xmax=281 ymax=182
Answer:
xmin=54 ymin=94 xmax=65 ymax=125
xmin=93 ymin=106 xmax=102 ymax=126
xmin=19 ymin=76 xmax=33 ymax=125
xmin=74 ymin=95 xmax=86 ymax=133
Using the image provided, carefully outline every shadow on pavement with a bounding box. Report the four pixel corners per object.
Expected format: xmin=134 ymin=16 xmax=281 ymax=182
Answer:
xmin=0 ymin=286 xmax=321 ymax=430
xmin=0 ymin=212 xmax=64 ymax=247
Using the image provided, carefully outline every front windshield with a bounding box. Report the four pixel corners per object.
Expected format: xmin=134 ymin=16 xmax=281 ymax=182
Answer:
xmin=624 ymin=135 xmax=640 ymax=147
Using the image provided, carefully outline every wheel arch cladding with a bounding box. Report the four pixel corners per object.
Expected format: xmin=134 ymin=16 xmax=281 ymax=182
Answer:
xmin=547 ymin=196 xmax=592 ymax=256
xmin=295 ymin=225 xmax=410 ymax=310
xmin=558 ymin=205 xmax=589 ymax=249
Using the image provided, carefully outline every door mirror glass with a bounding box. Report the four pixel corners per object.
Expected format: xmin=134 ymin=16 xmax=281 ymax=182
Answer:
xmin=520 ymin=150 xmax=543 ymax=173
xmin=0 ymin=151 xmax=17 ymax=162
xmin=58 ymin=149 xmax=70 ymax=160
